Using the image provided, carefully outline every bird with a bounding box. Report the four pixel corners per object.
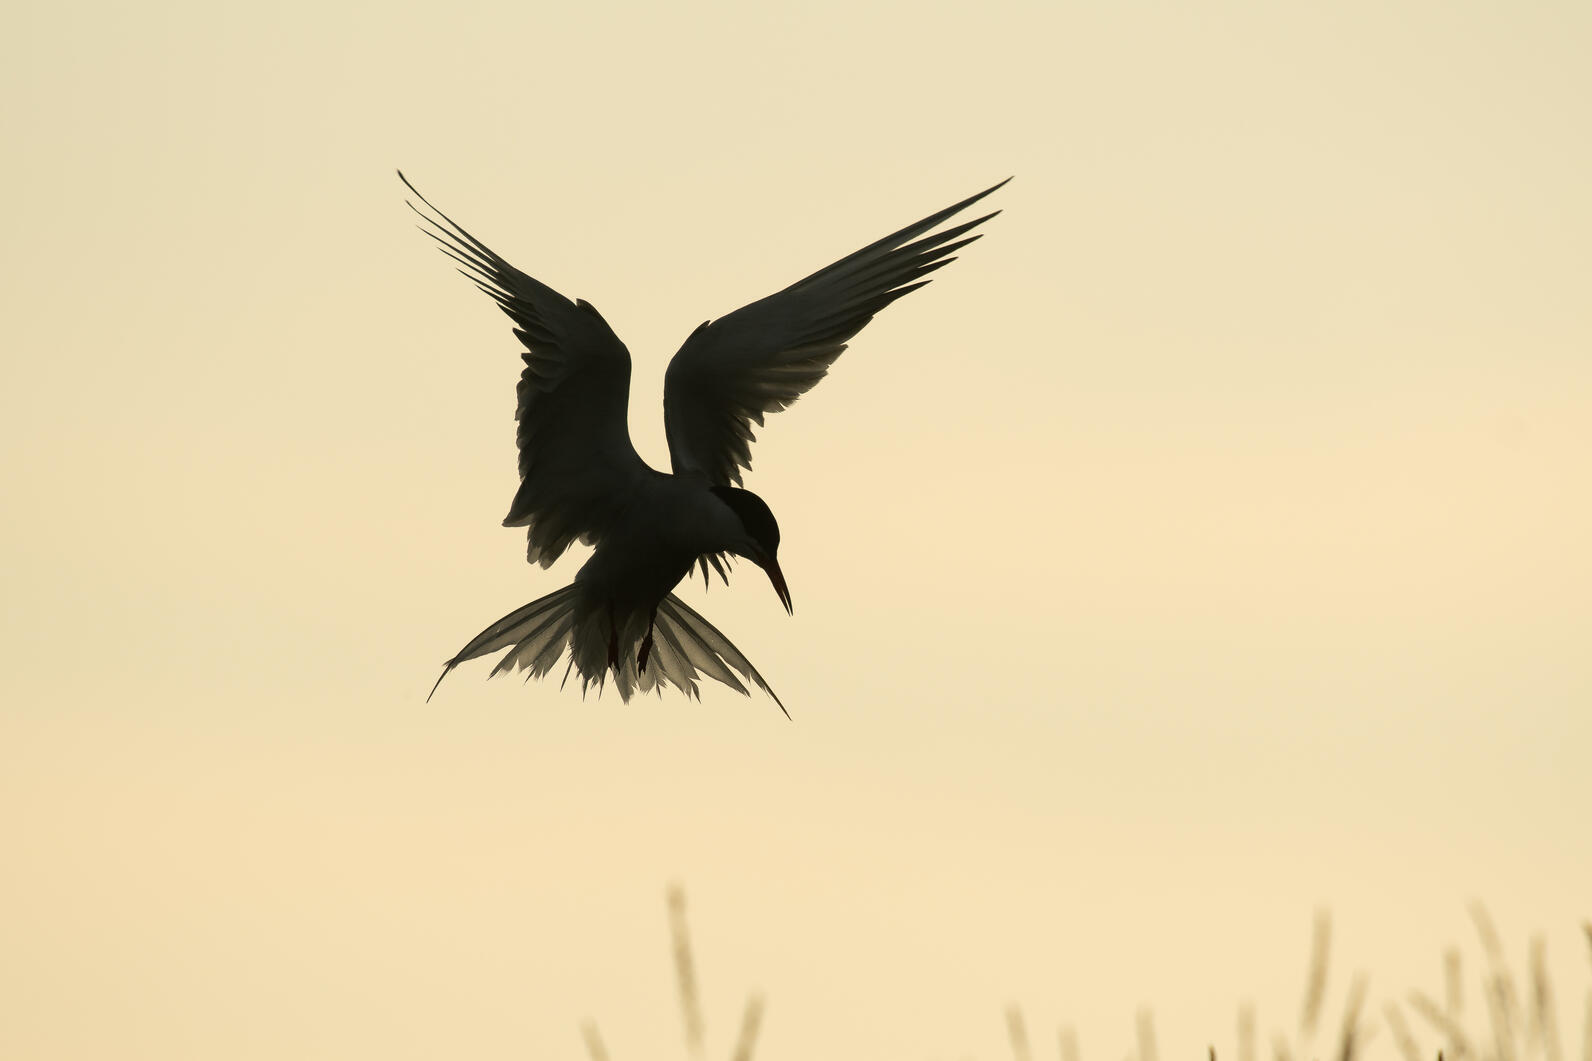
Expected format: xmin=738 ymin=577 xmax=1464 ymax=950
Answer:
xmin=404 ymin=171 xmax=1007 ymax=711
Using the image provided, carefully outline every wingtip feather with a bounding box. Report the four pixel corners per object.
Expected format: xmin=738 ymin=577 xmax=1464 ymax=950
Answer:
xmin=426 ymin=660 xmax=458 ymax=703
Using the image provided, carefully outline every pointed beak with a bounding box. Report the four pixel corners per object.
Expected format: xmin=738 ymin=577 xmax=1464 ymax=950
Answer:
xmin=760 ymin=552 xmax=793 ymax=615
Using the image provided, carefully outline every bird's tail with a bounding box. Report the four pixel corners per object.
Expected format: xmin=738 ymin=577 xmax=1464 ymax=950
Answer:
xmin=428 ymin=583 xmax=785 ymax=714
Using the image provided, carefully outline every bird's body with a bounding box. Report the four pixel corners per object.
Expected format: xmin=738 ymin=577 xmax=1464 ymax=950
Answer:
xmin=572 ymin=470 xmax=735 ymax=619
xmin=406 ymin=173 xmax=1006 ymax=710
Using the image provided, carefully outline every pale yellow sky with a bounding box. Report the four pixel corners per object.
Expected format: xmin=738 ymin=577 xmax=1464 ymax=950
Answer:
xmin=3 ymin=1 xmax=1589 ymax=1058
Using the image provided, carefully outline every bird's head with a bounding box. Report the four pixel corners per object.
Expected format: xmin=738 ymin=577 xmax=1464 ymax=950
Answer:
xmin=710 ymin=485 xmax=792 ymax=614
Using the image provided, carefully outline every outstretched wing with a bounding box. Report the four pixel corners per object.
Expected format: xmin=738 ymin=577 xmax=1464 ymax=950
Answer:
xmin=662 ymin=178 xmax=1009 ymax=486
xmin=402 ymin=172 xmax=649 ymax=567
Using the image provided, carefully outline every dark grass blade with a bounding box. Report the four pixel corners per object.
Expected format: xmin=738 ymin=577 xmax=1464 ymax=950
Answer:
xmin=669 ymin=884 xmax=706 ymax=1061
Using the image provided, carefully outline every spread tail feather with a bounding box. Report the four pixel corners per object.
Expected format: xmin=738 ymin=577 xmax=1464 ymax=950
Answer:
xmin=428 ymin=584 xmax=785 ymax=714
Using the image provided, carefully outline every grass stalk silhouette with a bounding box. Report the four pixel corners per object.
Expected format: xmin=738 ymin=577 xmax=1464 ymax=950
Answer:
xmin=670 ymin=884 xmax=707 ymax=1061
xmin=581 ymin=884 xmax=765 ymax=1061
xmin=580 ymin=893 xmax=1585 ymax=1061
xmin=1004 ymin=904 xmax=1585 ymax=1061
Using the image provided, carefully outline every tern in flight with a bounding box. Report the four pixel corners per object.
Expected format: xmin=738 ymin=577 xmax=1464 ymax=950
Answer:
xmin=406 ymin=172 xmax=1007 ymax=711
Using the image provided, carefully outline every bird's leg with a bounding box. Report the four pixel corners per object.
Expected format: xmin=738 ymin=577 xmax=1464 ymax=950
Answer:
xmin=606 ymin=602 xmax=619 ymax=671
xmin=637 ymin=605 xmax=658 ymax=673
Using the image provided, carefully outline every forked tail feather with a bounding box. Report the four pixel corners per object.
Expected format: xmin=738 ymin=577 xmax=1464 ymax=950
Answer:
xmin=428 ymin=583 xmax=785 ymax=714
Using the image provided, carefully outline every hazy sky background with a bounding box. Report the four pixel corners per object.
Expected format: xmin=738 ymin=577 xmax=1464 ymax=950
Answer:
xmin=4 ymin=1 xmax=1589 ymax=1058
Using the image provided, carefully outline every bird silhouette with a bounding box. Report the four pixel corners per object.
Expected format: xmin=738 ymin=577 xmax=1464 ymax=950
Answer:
xmin=404 ymin=172 xmax=1007 ymax=711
